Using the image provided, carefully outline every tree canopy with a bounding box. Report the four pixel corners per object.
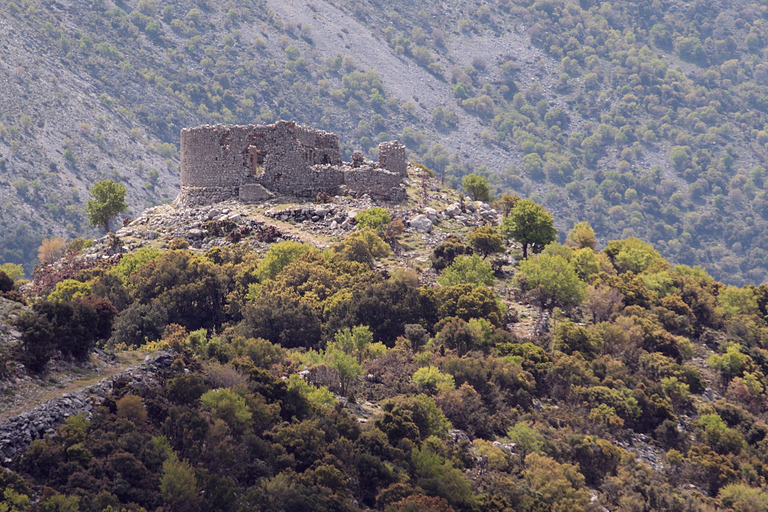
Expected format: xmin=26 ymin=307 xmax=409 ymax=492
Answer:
xmin=500 ymin=199 xmax=557 ymax=258
xmin=461 ymin=174 xmax=490 ymax=201
xmin=85 ymin=180 xmax=128 ymax=233
xmin=516 ymin=253 xmax=586 ymax=312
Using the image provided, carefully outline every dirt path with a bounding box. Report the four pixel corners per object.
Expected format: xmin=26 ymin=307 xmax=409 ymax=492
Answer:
xmin=0 ymin=351 xmax=148 ymax=422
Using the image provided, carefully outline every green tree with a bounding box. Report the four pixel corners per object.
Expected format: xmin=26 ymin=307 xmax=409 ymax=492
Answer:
xmin=461 ymin=173 xmax=490 ymax=201
xmin=507 ymin=422 xmax=544 ymax=463
xmin=603 ymin=237 xmax=665 ymax=274
xmin=719 ymin=483 xmax=768 ymax=512
xmin=412 ymin=366 xmax=455 ymax=394
xmin=565 ymin=221 xmax=597 ymax=250
xmin=437 ymin=254 xmax=494 ymax=287
xmin=160 ymin=456 xmax=200 ymax=512
xmin=467 ymin=226 xmax=504 ymax=258
xmin=333 ymin=324 xmax=375 ymax=364
xmin=523 ymin=453 xmax=591 ymax=511
xmin=516 ymin=254 xmax=586 ymax=312
xmin=334 ymin=228 xmax=391 ymax=266
xmin=256 ymin=241 xmax=312 ymax=282
xmin=500 ymin=199 xmax=557 ymax=258
xmin=325 ymin=347 xmax=362 ymax=396
xmin=0 ymin=263 xmax=24 ymax=280
xmin=200 ymin=388 xmax=253 ymax=432
xmin=85 ymin=179 xmax=128 ymax=233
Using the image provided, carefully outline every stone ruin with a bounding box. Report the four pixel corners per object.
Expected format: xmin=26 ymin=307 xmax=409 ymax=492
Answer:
xmin=176 ymin=120 xmax=408 ymax=206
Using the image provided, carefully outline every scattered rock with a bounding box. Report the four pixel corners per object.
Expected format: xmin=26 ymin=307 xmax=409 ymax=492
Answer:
xmin=444 ymin=203 xmax=461 ymax=218
xmin=409 ymin=214 xmax=433 ymax=233
xmin=186 ymin=228 xmax=205 ymax=240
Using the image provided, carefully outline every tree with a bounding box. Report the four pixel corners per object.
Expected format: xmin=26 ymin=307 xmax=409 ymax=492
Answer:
xmin=437 ymin=254 xmax=494 ymax=287
xmin=461 ymin=173 xmax=490 ymax=201
xmin=496 ymin=192 xmax=520 ymax=216
xmin=333 ymin=324 xmax=375 ymax=364
xmin=565 ymin=221 xmax=597 ymax=250
xmin=255 ymin=241 xmax=312 ymax=282
xmin=516 ymin=254 xmax=586 ymax=312
xmin=325 ymin=347 xmax=363 ymax=396
xmin=523 ymin=453 xmax=591 ymax=511
xmin=467 ymin=226 xmax=504 ymax=258
xmin=500 ymin=199 xmax=556 ymax=258
xmin=37 ymin=237 xmax=67 ymax=264
xmin=431 ymin=236 xmax=473 ymax=271
xmin=160 ymin=456 xmax=200 ymax=512
xmin=603 ymin=237 xmax=665 ymax=274
xmin=0 ymin=271 xmax=13 ymax=293
xmin=335 ymin=228 xmax=391 ymax=267
xmin=200 ymin=388 xmax=253 ymax=432
xmin=85 ymin=179 xmax=128 ymax=233
xmin=507 ymin=423 xmax=544 ymax=463
xmin=0 ymin=263 xmax=24 ymax=280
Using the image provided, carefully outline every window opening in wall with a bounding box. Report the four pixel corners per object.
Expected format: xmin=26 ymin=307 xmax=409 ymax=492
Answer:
xmin=248 ymin=146 xmax=266 ymax=177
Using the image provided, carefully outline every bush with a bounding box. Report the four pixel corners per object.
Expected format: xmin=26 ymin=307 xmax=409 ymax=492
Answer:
xmin=431 ymin=236 xmax=473 ymax=271
xmin=0 ymin=271 xmax=14 ymax=293
xmin=437 ymin=254 xmax=494 ymax=287
xmin=14 ymin=299 xmax=104 ymax=371
xmin=356 ymin=207 xmax=392 ymax=232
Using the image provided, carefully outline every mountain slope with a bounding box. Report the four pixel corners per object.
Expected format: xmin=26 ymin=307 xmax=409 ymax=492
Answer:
xmin=4 ymin=0 xmax=768 ymax=285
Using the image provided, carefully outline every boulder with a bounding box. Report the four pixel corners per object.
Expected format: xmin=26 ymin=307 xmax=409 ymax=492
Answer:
xmin=444 ymin=204 xmax=461 ymax=218
xmin=186 ymin=228 xmax=205 ymax=240
xmin=409 ymin=214 xmax=433 ymax=233
xmin=423 ymin=207 xmax=437 ymax=222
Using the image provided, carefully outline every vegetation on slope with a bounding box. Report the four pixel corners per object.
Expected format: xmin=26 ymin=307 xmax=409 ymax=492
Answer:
xmin=2 ymin=183 xmax=768 ymax=510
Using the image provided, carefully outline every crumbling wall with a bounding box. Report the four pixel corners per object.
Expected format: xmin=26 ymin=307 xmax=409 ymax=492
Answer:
xmin=178 ymin=121 xmax=406 ymax=205
xmin=344 ymin=165 xmax=406 ymax=201
xmin=377 ymin=141 xmax=407 ymax=177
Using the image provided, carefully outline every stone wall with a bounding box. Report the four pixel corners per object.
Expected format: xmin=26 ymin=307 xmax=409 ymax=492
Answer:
xmin=377 ymin=141 xmax=408 ymax=177
xmin=0 ymin=352 xmax=175 ymax=465
xmin=344 ymin=164 xmax=406 ymax=201
xmin=177 ymin=121 xmax=406 ymax=205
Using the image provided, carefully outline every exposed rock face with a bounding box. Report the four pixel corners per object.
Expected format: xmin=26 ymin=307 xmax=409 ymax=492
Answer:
xmin=0 ymin=352 xmax=175 ymax=465
xmin=176 ymin=120 xmax=407 ymax=205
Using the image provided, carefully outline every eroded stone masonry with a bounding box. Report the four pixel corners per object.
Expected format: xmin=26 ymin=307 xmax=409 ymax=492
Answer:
xmin=176 ymin=120 xmax=408 ymax=206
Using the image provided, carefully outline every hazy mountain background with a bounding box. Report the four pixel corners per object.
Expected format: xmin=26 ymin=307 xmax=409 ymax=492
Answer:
xmin=3 ymin=0 xmax=768 ymax=285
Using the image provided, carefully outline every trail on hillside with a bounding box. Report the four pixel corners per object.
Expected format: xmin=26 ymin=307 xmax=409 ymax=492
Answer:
xmin=0 ymin=351 xmax=148 ymax=422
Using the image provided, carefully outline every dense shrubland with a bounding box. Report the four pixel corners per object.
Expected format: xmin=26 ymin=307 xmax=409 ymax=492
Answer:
xmin=4 ymin=195 xmax=768 ymax=511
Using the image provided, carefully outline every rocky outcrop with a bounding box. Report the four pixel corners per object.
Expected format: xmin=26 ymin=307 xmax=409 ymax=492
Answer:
xmin=0 ymin=351 xmax=175 ymax=465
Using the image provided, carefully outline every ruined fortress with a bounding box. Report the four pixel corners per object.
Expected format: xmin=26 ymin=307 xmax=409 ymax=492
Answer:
xmin=176 ymin=120 xmax=408 ymax=206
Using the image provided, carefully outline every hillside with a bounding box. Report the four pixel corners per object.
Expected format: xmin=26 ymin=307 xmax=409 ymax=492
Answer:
xmin=5 ymin=0 xmax=768 ymax=284
xmin=1 ymin=168 xmax=768 ymax=511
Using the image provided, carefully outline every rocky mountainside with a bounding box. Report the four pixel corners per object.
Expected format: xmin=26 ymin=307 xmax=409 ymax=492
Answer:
xmin=5 ymin=0 xmax=768 ymax=287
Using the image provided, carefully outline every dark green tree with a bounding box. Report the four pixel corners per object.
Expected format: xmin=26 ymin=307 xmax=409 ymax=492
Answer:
xmin=430 ymin=236 xmax=473 ymax=271
xmin=467 ymin=226 xmax=504 ymax=259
